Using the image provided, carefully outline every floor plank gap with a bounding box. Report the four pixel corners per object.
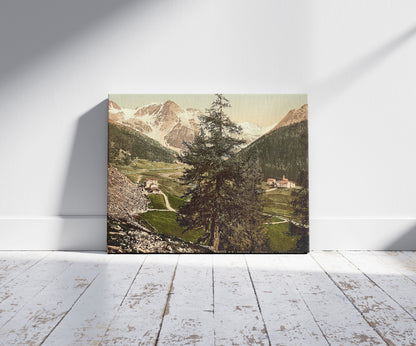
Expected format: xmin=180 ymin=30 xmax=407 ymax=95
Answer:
xmin=244 ymin=255 xmax=272 ymax=346
xmin=313 ymin=251 xmax=416 ymax=345
xmin=119 ymin=255 xmax=148 ymax=307
xmin=310 ymin=252 xmax=390 ymax=345
xmin=287 ymin=267 xmax=331 ymax=346
xmin=154 ymin=255 xmax=180 ymax=346
xmin=0 ymin=251 xmax=51 ymax=289
xmin=96 ymin=255 xmax=149 ymax=345
xmin=40 ymin=270 xmax=101 ymax=345
xmin=43 ymin=254 xmax=146 ymax=345
xmin=1 ymin=251 xmax=415 ymax=345
xmin=339 ymin=251 xmax=416 ymax=322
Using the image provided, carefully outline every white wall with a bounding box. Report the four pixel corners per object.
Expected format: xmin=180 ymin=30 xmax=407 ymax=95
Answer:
xmin=0 ymin=0 xmax=415 ymax=250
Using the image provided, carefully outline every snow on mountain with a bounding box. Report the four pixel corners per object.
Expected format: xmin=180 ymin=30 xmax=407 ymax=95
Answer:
xmin=238 ymin=122 xmax=269 ymax=145
xmin=109 ymin=100 xmax=121 ymax=111
xmin=108 ymin=100 xmax=272 ymax=152
xmin=108 ymin=101 xmax=125 ymax=123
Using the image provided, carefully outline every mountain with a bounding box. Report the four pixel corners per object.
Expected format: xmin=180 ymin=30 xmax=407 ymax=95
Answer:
xmin=239 ymin=122 xmax=272 ymax=144
xmin=108 ymin=100 xmax=272 ymax=152
xmin=108 ymin=122 xmax=177 ymax=164
xmin=240 ymin=105 xmax=308 ymax=185
xmin=108 ymin=100 xmax=125 ymax=123
xmin=109 ymin=100 xmax=121 ymax=110
xmin=268 ymin=104 xmax=308 ymax=133
xmin=109 ymin=100 xmax=201 ymax=151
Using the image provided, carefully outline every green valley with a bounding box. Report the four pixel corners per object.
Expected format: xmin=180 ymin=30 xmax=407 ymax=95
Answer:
xmin=112 ymin=157 xmax=304 ymax=252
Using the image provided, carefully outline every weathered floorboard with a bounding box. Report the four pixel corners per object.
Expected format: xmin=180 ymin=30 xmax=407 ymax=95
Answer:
xmin=312 ymin=251 xmax=416 ymax=345
xmin=0 ymin=251 xmax=73 ymax=328
xmin=0 ymin=252 xmax=108 ymax=345
xmin=157 ymin=254 xmax=214 ymax=345
xmin=403 ymin=251 xmax=416 ymax=264
xmin=342 ymin=250 xmax=416 ymax=320
xmin=372 ymin=251 xmax=416 ymax=283
xmin=279 ymin=254 xmax=384 ymax=345
xmin=245 ymin=255 xmax=327 ymax=345
xmin=0 ymin=252 xmax=49 ymax=287
xmin=213 ymin=254 xmax=269 ymax=345
xmin=0 ymin=251 xmax=414 ymax=345
xmin=43 ymin=254 xmax=145 ymax=345
xmin=101 ymin=254 xmax=179 ymax=345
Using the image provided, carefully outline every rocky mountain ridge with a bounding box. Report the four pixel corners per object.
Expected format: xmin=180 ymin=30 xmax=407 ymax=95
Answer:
xmin=109 ymin=100 xmax=274 ymax=152
xmin=268 ymin=104 xmax=308 ymax=133
xmin=240 ymin=106 xmax=308 ymax=184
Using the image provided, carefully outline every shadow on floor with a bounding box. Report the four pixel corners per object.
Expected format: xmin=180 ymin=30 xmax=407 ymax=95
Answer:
xmin=385 ymin=223 xmax=416 ymax=251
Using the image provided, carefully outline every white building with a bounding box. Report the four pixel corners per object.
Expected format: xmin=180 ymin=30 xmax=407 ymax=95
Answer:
xmin=145 ymin=178 xmax=158 ymax=189
xmin=267 ymin=178 xmax=277 ymax=186
xmin=276 ymin=175 xmax=296 ymax=188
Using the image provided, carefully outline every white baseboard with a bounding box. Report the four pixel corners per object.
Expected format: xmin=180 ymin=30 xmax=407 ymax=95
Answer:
xmin=310 ymin=218 xmax=416 ymax=250
xmin=0 ymin=217 xmax=415 ymax=251
xmin=0 ymin=216 xmax=106 ymax=250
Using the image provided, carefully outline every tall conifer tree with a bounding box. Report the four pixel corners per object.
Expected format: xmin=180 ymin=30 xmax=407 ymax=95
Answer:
xmin=177 ymin=94 xmax=268 ymax=252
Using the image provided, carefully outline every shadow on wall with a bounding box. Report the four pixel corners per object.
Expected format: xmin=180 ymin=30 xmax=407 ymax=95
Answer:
xmin=385 ymin=224 xmax=416 ymax=251
xmin=0 ymin=0 xmax=136 ymax=82
xmin=311 ymin=24 xmax=416 ymax=111
xmin=309 ymin=23 xmax=416 ymax=251
xmin=58 ymin=100 xmax=108 ymax=250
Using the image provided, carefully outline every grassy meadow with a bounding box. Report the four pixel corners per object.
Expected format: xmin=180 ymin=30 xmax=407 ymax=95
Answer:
xmin=147 ymin=194 xmax=167 ymax=210
xmin=139 ymin=211 xmax=204 ymax=243
xmin=262 ymin=187 xmax=296 ymax=219
xmin=113 ymin=159 xmax=302 ymax=253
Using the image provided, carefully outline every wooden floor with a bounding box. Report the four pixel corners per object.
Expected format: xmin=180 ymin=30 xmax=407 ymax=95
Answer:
xmin=0 ymin=252 xmax=415 ymax=345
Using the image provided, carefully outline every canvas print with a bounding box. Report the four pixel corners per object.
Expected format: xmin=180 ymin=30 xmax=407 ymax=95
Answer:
xmin=107 ymin=94 xmax=309 ymax=253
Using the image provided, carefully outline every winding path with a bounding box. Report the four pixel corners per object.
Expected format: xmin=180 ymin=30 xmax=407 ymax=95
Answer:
xmin=159 ymin=191 xmax=175 ymax=211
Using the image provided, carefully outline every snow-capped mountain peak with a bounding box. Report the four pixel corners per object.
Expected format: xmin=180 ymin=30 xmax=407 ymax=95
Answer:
xmin=109 ymin=100 xmax=271 ymax=152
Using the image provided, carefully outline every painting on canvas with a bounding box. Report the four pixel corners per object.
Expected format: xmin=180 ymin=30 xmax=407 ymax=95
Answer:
xmin=107 ymin=94 xmax=308 ymax=253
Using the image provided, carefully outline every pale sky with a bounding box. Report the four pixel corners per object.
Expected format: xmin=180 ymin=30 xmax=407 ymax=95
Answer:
xmin=109 ymin=94 xmax=307 ymax=127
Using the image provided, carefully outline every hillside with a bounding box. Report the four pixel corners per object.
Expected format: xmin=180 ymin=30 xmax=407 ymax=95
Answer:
xmin=240 ymin=120 xmax=308 ymax=184
xmin=108 ymin=122 xmax=177 ymax=164
xmin=268 ymin=104 xmax=308 ymax=132
xmin=107 ymin=165 xmax=211 ymax=254
xmin=107 ymin=165 xmax=148 ymax=220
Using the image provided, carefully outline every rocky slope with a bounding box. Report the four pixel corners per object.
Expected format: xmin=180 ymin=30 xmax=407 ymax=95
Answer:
xmin=107 ymin=165 xmax=211 ymax=253
xmin=107 ymin=216 xmax=212 ymax=254
xmin=107 ymin=165 xmax=148 ymax=219
xmin=268 ymin=104 xmax=308 ymax=132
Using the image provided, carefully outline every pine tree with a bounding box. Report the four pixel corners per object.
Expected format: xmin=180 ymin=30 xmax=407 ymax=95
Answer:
xmin=219 ymin=158 xmax=269 ymax=252
xmin=177 ymin=94 xmax=268 ymax=252
xmin=291 ymin=170 xmax=309 ymax=226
